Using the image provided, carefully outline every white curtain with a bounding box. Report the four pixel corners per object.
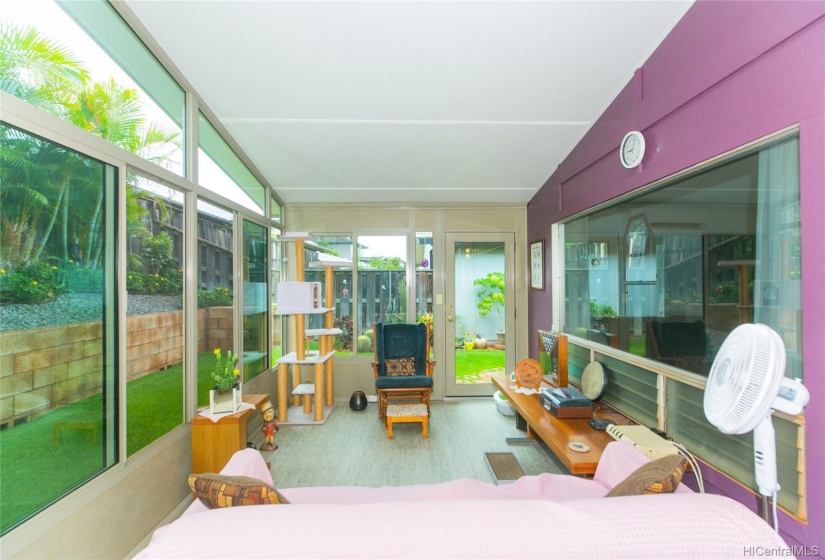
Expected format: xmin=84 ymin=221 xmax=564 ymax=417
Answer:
xmin=755 ymin=138 xmax=801 ymax=378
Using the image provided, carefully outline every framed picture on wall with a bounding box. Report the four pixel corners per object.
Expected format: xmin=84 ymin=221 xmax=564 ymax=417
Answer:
xmin=530 ymin=240 xmax=544 ymax=290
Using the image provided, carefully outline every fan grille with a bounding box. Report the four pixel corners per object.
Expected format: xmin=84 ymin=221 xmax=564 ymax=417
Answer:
xmin=704 ymin=324 xmax=785 ymax=434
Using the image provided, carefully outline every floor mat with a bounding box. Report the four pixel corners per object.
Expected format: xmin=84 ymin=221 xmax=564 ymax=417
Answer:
xmin=484 ymin=451 xmax=526 ymax=485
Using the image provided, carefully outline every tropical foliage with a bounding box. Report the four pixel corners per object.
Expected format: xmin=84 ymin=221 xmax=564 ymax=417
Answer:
xmin=474 ymin=272 xmax=505 ymax=326
xmin=0 ymin=22 xmax=182 ymax=301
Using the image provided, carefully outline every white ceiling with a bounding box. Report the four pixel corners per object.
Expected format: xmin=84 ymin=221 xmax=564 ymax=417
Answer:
xmin=123 ymin=1 xmax=693 ymax=206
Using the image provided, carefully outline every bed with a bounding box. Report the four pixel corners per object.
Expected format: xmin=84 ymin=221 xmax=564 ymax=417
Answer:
xmin=136 ymin=442 xmax=790 ymax=559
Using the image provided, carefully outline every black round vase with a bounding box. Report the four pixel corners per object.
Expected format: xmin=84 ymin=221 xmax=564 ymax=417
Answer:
xmin=349 ymin=391 xmax=368 ymax=411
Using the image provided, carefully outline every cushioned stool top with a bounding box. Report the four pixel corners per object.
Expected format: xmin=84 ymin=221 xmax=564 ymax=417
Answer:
xmin=387 ymin=403 xmax=428 ymax=418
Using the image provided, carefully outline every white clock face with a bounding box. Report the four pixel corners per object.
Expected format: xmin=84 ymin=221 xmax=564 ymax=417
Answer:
xmin=620 ymin=131 xmax=645 ymax=168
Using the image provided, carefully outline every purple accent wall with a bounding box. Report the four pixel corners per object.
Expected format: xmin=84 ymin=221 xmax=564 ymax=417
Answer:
xmin=527 ymin=0 xmax=824 ymax=552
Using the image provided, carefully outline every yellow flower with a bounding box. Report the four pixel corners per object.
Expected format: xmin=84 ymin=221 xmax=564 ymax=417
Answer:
xmin=213 ymin=348 xmax=220 ymax=356
xmin=233 ymin=369 xmax=240 ymax=376
xmin=0 ymin=269 xmax=5 ymax=274
xmin=32 ymin=281 xmax=38 ymax=285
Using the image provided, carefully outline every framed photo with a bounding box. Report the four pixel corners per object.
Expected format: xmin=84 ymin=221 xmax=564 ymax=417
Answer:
xmin=530 ymin=240 xmax=544 ymax=290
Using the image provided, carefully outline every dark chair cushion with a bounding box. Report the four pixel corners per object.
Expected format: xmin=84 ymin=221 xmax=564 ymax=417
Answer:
xmin=375 ymin=322 xmax=428 ymax=377
xmin=375 ymin=375 xmax=434 ymax=390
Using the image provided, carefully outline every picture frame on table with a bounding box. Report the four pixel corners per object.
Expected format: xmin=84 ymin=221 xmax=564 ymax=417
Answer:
xmin=530 ymin=239 xmax=544 ymax=290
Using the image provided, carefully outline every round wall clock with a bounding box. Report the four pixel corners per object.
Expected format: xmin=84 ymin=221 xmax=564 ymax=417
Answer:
xmin=620 ymin=131 xmax=646 ymax=169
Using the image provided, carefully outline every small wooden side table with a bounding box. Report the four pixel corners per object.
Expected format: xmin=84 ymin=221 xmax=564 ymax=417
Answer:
xmin=191 ymin=393 xmax=270 ymax=474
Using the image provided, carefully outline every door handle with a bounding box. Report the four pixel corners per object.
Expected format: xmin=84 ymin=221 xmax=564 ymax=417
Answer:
xmin=447 ymin=316 xmax=454 ymax=322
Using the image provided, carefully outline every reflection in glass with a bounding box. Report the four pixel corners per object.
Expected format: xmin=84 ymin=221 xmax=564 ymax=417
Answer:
xmin=562 ymin=136 xmax=801 ymax=378
xmin=0 ymin=124 xmax=117 ymax=534
xmin=196 ymin=199 xmax=234 ymax=407
xmin=243 ymin=220 xmax=268 ymax=379
xmin=125 ymin=174 xmax=184 ymax=456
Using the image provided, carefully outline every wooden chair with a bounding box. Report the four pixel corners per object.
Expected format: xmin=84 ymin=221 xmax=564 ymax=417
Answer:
xmin=372 ymin=322 xmax=435 ymax=422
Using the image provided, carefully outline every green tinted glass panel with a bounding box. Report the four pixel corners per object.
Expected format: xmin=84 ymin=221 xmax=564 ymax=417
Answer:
xmin=666 ymin=381 xmax=801 ymax=514
xmin=0 ymin=123 xmax=118 ymax=533
xmin=198 ymin=113 xmax=264 ymax=215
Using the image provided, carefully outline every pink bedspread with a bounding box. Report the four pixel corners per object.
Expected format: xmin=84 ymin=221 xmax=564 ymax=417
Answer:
xmin=136 ymin=443 xmax=789 ymax=559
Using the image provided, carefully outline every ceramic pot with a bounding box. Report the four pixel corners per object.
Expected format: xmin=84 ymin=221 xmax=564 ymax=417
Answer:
xmin=349 ymin=391 xmax=368 ymax=411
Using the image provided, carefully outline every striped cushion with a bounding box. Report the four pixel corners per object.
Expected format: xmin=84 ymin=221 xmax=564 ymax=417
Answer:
xmin=605 ymin=454 xmax=687 ymax=497
xmin=188 ymin=473 xmax=290 ymax=508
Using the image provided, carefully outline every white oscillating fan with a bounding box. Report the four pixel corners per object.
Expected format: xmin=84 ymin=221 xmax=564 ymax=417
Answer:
xmin=704 ymin=323 xmax=809 ymax=530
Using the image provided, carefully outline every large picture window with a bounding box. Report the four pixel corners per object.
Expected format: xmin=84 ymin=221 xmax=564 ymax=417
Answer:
xmin=562 ymin=135 xmax=802 ymax=380
xmin=0 ymin=123 xmax=118 ymax=533
xmin=356 ymin=236 xmax=407 ymax=357
xmin=559 ymin=134 xmax=804 ymax=515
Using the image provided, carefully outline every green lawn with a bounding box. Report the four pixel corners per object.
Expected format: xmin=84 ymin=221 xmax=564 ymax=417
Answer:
xmin=455 ymin=348 xmax=505 ymax=383
xmin=0 ymin=350 xmax=244 ymax=532
xmin=0 ymin=345 xmax=502 ymax=531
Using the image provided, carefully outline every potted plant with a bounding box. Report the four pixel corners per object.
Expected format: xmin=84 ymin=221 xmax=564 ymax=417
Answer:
xmin=210 ymin=348 xmax=241 ymax=414
xmin=589 ymin=299 xmax=618 ymax=332
xmin=474 ymin=272 xmax=506 ymax=346
xmin=475 ymin=333 xmax=488 ymax=349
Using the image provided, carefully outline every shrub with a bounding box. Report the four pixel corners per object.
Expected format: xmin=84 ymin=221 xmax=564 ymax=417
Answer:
xmin=334 ymin=315 xmax=353 ymax=351
xmin=65 ymin=264 xmax=103 ymax=293
xmin=197 ymin=286 xmax=233 ymax=308
xmin=127 ymin=269 xmax=182 ymax=295
xmin=143 ymin=232 xmax=175 ymax=275
xmin=0 ymin=261 xmax=65 ymax=303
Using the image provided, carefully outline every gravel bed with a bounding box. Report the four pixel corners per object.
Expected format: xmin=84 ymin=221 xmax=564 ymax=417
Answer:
xmin=0 ymin=293 xmax=182 ymax=332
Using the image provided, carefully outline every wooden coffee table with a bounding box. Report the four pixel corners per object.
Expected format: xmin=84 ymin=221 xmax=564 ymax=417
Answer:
xmin=491 ymin=375 xmax=631 ymax=475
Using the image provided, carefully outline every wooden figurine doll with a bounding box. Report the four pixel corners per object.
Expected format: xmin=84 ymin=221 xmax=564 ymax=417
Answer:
xmin=260 ymin=403 xmax=279 ymax=451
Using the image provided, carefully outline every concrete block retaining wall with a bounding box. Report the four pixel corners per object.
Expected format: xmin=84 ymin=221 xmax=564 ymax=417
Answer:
xmin=0 ymin=306 xmax=236 ymax=428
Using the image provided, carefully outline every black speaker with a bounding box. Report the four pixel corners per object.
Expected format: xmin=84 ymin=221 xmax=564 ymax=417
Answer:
xmin=349 ymin=391 xmax=368 ymax=411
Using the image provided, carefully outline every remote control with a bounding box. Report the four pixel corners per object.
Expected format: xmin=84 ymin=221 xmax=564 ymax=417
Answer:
xmin=589 ymin=418 xmax=615 ymax=431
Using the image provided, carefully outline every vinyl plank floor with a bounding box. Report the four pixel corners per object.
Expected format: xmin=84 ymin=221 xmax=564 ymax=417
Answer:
xmin=263 ymin=398 xmax=567 ymax=490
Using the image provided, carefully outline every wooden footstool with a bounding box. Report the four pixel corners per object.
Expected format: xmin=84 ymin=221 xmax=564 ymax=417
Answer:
xmin=386 ymin=403 xmax=428 ymax=439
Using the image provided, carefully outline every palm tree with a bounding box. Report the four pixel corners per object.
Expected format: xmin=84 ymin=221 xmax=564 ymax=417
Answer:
xmin=0 ymin=22 xmax=88 ymax=115
xmin=1 ymin=22 xmax=182 ymax=271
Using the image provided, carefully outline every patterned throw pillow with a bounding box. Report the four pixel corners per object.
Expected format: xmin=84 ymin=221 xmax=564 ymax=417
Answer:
xmin=385 ymin=357 xmax=417 ymax=376
xmin=605 ymin=454 xmax=688 ymax=497
xmin=188 ymin=473 xmax=290 ymax=508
